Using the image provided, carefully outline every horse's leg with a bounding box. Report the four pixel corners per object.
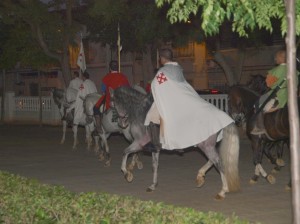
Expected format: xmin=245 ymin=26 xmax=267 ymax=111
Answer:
xmin=263 ymin=142 xmax=277 ymax=164
xmin=146 ymin=150 xmax=160 ymax=192
xmin=127 ymin=152 xmax=143 ymax=171
xmin=196 ymin=160 xmax=213 ymax=188
xmin=72 ymin=124 xmax=79 ymax=149
xmin=121 ymin=142 xmax=143 ymax=183
xmin=275 ymin=140 xmax=287 ymax=167
xmin=60 ymin=120 xmax=67 ymax=144
xmin=250 ymin=136 xmax=276 ymax=184
xmin=135 ymin=152 xmax=144 ymax=170
xmin=196 ymin=134 xmax=229 ymax=200
xmin=98 ymin=133 xmax=111 ymax=167
xmin=85 ymin=125 xmax=93 ymax=152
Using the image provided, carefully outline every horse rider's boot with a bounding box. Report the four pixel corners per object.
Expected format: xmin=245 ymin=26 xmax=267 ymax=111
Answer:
xmin=144 ymin=122 xmax=161 ymax=152
xmin=251 ymin=112 xmax=265 ymax=135
xmin=94 ymin=114 xmax=103 ymax=134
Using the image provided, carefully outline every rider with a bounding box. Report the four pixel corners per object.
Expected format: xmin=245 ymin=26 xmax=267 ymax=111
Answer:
xmin=251 ymin=49 xmax=290 ymax=135
xmin=144 ymin=48 xmax=234 ymax=150
xmin=93 ymin=60 xmax=130 ymax=134
xmin=68 ymin=71 xmax=83 ymax=90
xmin=67 ymin=71 xmax=97 ymax=126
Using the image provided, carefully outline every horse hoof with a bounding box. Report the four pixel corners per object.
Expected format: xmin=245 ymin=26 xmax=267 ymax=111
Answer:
xmin=104 ymin=160 xmax=111 ymax=167
xmin=285 ymin=185 xmax=291 ymax=191
xmin=125 ymin=172 xmax=133 ymax=183
xmin=276 ymin=158 xmax=285 ymax=167
xmin=146 ymin=187 xmax=154 ymax=192
xmin=98 ymin=154 xmax=104 ymax=161
xmin=249 ymin=174 xmax=259 ymax=184
xmin=196 ymin=176 xmax=205 ymax=188
xmin=271 ymin=168 xmax=279 ymax=174
xmin=249 ymin=179 xmax=257 ymax=184
xmin=214 ymin=194 xmax=225 ymax=201
xmin=137 ymin=162 xmax=143 ymax=170
xmin=266 ymin=174 xmax=276 ymax=184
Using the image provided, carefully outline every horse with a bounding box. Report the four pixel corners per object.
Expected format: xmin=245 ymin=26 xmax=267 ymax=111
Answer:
xmin=228 ymin=85 xmax=290 ymax=185
xmin=51 ymin=88 xmax=96 ymax=150
xmin=83 ymin=92 xmax=143 ymax=169
xmin=110 ymin=86 xmax=240 ymax=200
xmin=229 ymin=74 xmax=288 ymax=172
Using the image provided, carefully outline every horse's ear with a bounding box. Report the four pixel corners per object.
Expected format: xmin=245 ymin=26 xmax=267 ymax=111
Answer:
xmin=109 ymin=87 xmax=114 ymax=97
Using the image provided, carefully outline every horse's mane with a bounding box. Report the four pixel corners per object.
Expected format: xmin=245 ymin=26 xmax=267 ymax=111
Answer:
xmin=230 ymin=85 xmax=260 ymax=97
xmin=113 ymin=86 xmax=153 ymax=123
xmin=52 ymin=88 xmax=65 ymax=107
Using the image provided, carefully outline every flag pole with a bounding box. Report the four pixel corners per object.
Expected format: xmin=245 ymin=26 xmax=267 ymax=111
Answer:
xmin=117 ymin=23 xmax=121 ymax=72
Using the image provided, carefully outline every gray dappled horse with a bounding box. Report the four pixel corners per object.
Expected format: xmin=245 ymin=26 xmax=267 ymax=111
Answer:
xmin=83 ymin=91 xmax=143 ymax=169
xmin=51 ymin=88 xmax=95 ymax=150
xmin=110 ymin=86 xmax=240 ymax=200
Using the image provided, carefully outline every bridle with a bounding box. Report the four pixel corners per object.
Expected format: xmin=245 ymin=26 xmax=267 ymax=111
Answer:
xmin=110 ymin=100 xmax=129 ymax=128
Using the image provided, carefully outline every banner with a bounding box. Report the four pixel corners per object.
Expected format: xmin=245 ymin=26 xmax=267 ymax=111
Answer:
xmin=77 ymin=40 xmax=86 ymax=73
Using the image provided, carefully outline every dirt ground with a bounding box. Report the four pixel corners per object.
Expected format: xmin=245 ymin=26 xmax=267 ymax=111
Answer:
xmin=0 ymin=124 xmax=292 ymax=224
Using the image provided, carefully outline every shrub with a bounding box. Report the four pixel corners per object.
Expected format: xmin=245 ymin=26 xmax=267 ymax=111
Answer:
xmin=0 ymin=171 xmax=252 ymax=224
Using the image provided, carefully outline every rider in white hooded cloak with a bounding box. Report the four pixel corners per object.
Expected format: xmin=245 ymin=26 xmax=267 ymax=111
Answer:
xmin=144 ymin=48 xmax=234 ymax=150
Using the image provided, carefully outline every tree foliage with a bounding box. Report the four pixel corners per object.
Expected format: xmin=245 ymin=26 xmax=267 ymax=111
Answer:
xmin=0 ymin=0 xmax=83 ymax=84
xmin=155 ymin=0 xmax=300 ymax=37
xmin=85 ymin=0 xmax=204 ymax=52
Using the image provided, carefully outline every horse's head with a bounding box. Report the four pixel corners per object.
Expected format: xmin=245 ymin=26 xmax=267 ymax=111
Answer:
xmin=247 ymin=74 xmax=268 ymax=94
xmin=109 ymin=88 xmax=130 ymax=129
xmin=52 ymin=88 xmax=65 ymax=109
xmin=110 ymin=86 xmax=153 ymax=129
xmin=228 ymin=88 xmax=246 ymax=127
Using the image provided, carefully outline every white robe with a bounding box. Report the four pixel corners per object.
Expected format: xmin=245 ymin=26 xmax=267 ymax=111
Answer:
xmin=73 ymin=79 xmax=97 ymax=125
xmin=145 ymin=62 xmax=234 ymax=150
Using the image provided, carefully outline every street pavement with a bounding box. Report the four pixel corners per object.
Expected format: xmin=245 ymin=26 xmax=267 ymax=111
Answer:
xmin=0 ymin=125 xmax=292 ymax=224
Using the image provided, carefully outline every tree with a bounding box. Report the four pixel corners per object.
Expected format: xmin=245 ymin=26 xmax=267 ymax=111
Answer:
xmin=155 ymin=0 xmax=300 ymax=222
xmin=0 ymin=0 xmax=83 ymax=86
xmin=85 ymin=0 xmax=204 ymax=82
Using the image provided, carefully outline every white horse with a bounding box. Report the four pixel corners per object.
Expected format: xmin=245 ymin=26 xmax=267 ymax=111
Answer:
xmin=84 ymin=92 xmax=143 ymax=169
xmin=51 ymin=88 xmax=96 ymax=150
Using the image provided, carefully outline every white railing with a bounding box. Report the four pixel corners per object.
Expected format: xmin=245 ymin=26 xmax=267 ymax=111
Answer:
xmin=0 ymin=93 xmax=228 ymax=125
xmin=0 ymin=92 xmax=61 ymax=125
xmin=200 ymin=94 xmax=228 ymax=112
xmin=15 ymin=97 xmax=52 ymax=111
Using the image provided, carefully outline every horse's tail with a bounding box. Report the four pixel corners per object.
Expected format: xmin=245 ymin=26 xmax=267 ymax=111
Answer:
xmin=219 ymin=122 xmax=240 ymax=192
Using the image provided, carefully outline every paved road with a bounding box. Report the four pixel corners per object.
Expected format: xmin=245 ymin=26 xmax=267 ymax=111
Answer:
xmin=0 ymin=125 xmax=292 ymax=224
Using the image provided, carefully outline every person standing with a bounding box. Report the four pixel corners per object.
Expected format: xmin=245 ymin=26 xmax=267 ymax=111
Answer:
xmin=144 ymin=48 xmax=234 ymax=150
xmin=93 ymin=60 xmax=130 ymax=134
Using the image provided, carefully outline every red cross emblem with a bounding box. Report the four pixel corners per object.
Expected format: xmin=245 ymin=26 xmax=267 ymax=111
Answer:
xmin=79 ymin=84 xmax=84 ymax=90
xmin=156 ymin=72 xmax=167 ymax=84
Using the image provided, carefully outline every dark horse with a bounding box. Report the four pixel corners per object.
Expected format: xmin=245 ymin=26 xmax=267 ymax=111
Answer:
xmin=110 ymin=86 xmax=240 ymax=200
xmin=228 ymin=85 xmax=291 ymax=185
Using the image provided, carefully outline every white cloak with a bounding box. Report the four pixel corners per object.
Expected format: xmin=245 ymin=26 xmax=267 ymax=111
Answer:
xmin=145 ymin=62 xmax=234 ymax=150
xmin=73 ymin=79 xmax=97 ymax=125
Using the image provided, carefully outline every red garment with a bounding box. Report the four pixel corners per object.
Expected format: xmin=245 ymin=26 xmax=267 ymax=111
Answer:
xmin=96 ymin=72 xmax=130 ymax=110
xmin=145 ymin=82 xmax=151 ymax=93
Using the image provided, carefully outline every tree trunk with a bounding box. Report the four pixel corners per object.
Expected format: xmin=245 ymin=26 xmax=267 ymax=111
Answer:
xmin=142 ymin=45 xmax=155 ymax=83
xmin=213 ymin=51 xmax=238 ymax=86
xmin=285 ymin=0 xmax=300 ymax=223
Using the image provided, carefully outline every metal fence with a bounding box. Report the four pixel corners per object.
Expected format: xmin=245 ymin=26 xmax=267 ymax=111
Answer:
xmin=0 ymin=93 xmax=228 ymax=125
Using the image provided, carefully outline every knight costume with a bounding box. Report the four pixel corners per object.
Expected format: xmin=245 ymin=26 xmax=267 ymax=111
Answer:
xmin=145 ymin=62 xmax=234 ymax=150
